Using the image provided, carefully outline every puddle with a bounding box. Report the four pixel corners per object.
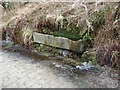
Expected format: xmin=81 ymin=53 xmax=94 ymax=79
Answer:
xmin=49 ymin=61 xmax=93 ymax=78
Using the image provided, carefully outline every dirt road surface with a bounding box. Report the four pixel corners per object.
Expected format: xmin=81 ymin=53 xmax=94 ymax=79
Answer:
xmin=0 ymin=49 xmax=78 ymax=88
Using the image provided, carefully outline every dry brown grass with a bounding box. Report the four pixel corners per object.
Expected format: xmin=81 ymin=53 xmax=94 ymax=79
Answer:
xmin=94 ymin=2 xmax=120 ymax=68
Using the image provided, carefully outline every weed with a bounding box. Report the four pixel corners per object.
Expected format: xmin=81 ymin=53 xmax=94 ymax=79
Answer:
xmin=26 ymin=17 xmax=33 ymax=21
xmin=96 ymin=40 xmax=119 ymax=68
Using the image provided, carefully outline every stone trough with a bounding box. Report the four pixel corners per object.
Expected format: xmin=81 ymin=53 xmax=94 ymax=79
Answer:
xmin=33 ymin=32 xmax=87 ymax=53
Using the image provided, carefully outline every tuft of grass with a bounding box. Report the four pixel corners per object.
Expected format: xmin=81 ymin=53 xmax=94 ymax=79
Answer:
xmin=26 ymin=17 xmax=33 ymax=21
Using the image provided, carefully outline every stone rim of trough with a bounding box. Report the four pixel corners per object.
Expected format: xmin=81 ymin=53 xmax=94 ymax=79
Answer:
xmin=33 ymin=32 xmax=86 ymax=53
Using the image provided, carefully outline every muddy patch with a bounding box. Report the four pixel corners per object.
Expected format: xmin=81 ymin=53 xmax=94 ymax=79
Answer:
xmin=2 ymin=43 xmax=119 ymax=79
xmin=1 ymin=42 xmax=119 ymax=88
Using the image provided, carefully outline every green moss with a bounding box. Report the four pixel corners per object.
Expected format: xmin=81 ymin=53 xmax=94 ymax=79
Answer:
xmin=41 ymin=27 xmax=50 ymax=33
xmin=100 ymin=39 xmax=104 ymax=44
xmin=26 ymin=17 xmax=33 ymax=21
xmin=33 ymin=43 xmax=48 ymax=52
xmin=44 ymin=40 xmax=47 ymax=44
xmin=42 ymin=52 xmax=51 ymax=56
xmin=6 ymin=42 xmax=14 ymax=48
xmin=60 ymin=42 xmax=64 ymax=47
xmin=33 ymin=43 xmax=40 ymax=48
xmin=52 ymin=39 xmax=56 ymax=47
xmin=81 ymin=51 xmax=97 ymax=65
xmin=53 ymin=31 xmax=82 ymax=41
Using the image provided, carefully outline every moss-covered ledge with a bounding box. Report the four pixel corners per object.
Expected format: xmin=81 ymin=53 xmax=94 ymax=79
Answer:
xmin=33 ymin=32 xmax=88 ymax=53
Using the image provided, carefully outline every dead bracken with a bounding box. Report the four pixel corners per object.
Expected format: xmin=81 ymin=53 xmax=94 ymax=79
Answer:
xmin=1 ymin=2 xmax=119 ymax=70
